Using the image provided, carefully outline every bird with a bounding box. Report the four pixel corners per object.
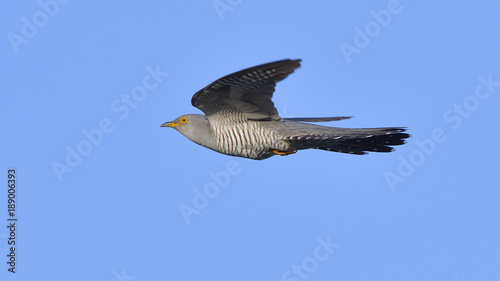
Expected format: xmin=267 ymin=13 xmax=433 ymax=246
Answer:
xmin=161 ymin=59 xmax=410 ymax=160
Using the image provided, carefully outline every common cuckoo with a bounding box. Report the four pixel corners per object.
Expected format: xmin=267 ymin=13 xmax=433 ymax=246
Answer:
xmin=161 ymin=59 xmax=410 ymax=159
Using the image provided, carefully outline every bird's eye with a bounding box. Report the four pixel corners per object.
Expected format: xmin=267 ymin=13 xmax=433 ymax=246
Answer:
xmin=180 ymin=117 xmax=188 ymax=124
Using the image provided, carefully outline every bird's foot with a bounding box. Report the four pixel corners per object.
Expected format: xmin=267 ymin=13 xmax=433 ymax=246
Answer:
xmin=272 ymin=149 xmax=296 ymax=156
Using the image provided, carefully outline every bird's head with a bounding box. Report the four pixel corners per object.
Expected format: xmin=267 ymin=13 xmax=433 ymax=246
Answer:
xmin=161 ymin=114 xmax=211 ymax=145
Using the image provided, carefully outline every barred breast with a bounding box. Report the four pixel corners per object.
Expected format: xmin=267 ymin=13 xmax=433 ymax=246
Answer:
xmin=210 ymin=120 xmax=289 ymax=159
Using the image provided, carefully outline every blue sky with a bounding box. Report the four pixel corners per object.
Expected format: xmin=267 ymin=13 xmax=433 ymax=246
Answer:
xmin=1 ymin=1 xmax=500 ymax=280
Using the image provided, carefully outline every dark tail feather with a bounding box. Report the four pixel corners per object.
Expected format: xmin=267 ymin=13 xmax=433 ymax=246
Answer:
xmin=317 ymin=128 xmax=410 ymax=155
xmin=286 ymin=127 xmax=410 ymax=155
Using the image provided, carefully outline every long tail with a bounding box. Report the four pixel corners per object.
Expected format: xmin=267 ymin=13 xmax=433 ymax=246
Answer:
xmin=283 ymin=126 xmax=410 ymax=155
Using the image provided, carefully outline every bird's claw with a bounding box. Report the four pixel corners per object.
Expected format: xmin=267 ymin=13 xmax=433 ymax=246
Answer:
xmin=272 ymin=149 xmax=296 ymax=156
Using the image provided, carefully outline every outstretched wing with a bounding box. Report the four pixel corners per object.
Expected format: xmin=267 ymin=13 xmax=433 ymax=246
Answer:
xmin=283 ymin=117 xmax=352 ymax=122
xmin=191 ymin=59 xmax=301 ymax=121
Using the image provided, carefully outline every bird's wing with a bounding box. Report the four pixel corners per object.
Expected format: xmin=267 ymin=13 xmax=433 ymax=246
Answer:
xmin=282 ymin=117 xmax=352 ymax=122
xmin=191 ymin=59 xmax=301 ymax=121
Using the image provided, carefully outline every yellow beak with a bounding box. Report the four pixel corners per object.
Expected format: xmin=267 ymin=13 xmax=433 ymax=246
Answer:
xmin=161 ymin=121 xmax=181 ymax=128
